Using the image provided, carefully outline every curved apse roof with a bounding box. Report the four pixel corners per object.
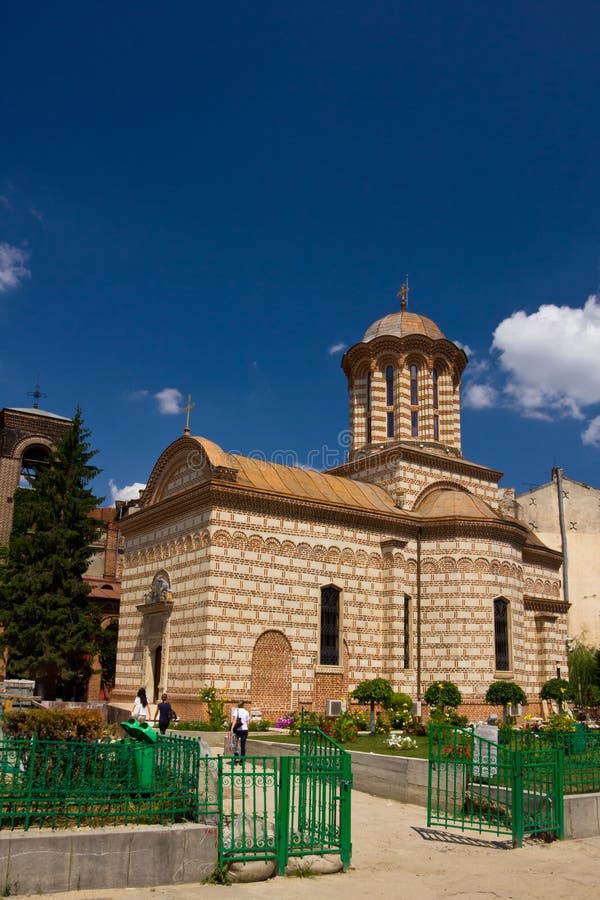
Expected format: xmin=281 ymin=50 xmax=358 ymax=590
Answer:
xmin=414 ymin=488 xmax=502 ymax=521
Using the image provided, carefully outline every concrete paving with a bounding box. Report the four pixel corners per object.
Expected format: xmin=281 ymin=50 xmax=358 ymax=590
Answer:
xmin=10 ymin=786 xmax=600 ymax=900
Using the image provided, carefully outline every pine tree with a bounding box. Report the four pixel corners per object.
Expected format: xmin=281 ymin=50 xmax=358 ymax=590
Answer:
xmin=0 ymin=408 xmax=103 ymax=699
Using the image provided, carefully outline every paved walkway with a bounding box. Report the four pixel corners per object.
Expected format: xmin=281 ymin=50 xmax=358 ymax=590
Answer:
xmin=11 ymin=787 xmax=600 ymax=900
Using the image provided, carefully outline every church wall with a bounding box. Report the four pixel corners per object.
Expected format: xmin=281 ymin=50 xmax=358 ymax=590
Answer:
xmin=343 ymin=452 xmax=500 ymax=511
xmin=114 ymin=491 xmax=567 ymax=722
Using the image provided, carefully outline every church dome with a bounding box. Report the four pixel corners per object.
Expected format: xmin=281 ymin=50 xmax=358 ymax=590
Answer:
xmin=362 ymin=309 xmax=446 ymax=342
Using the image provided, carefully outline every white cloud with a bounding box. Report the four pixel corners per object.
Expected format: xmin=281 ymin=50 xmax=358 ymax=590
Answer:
xmin=491 ymin=295 xmax=600 ymax=419
xmin=582 ymin=417 xmax=600 ymax=447
xmin=155 ymin=387 xmax=183 ymax=414
xmin=453 ymin=339 xmax=473 ymax=356
xmin=0 ymin=196 xmax=11 ymax=210
xmin=126 ymin=389 xmax=150 ymax=401
xmin=29 ymin=207 xmax=44 ymax=224
xmin=328 ymin=342 xmax=347 ymax=355
xmin=462 ymin=383 xmax=498 ymax=409
xmin=0 ymin=243 xmax=30 ymax=293
xmin=109 ymin=479 xmax=147 ymax=503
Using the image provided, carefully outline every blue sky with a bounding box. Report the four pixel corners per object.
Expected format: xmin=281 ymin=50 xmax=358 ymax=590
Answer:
xmin=1 ymin=2 xmax=599 ymax=504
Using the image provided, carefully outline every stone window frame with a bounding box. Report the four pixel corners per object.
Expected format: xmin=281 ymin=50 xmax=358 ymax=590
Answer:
xmin=317 ymin=583 xmax=343 ymax=671
xmin=493 ymin=596 xmax=513 ymax=674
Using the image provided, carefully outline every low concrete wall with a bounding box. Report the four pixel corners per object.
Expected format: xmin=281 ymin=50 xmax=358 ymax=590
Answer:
xmin=0 ymin=823 xmax=217 ymax=896
xmin=564 ymin=793 xmax=600 ymax=839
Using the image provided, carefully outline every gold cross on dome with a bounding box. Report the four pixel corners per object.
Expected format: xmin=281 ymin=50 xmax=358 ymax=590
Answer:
xmin=183 ymin=393 xmax=195 ymax=434
xmin=397 ymin=276 xmax=409 ymax=310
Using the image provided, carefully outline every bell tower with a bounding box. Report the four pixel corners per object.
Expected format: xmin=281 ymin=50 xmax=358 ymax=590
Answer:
xmin=341 ymin=288 xmax=468 ymax=459
xmin=0 ymin=401 xmax=71 ymax=547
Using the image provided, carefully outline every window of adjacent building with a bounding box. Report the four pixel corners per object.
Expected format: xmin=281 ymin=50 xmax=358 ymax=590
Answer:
xmin=320 ymin=585 xmax=340 ymax=666
xmin=432 ymin=368 xmax=439 ymax=409
xmin=403 ymin=595 xmax=411 ymax=668
xmin=494 ymin=597 xmax=510 ymax=671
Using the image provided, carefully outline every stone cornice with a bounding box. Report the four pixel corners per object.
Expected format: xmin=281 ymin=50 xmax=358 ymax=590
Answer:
xmin=118 ymin=476 xmax=540 ymax=557
xmin=119 ymin=477 xmax=419 ymax=538
xmin=522 ymin=545 xmax=563 ymax=571
xmin=342 ymin=335 xmax=467 ymax=378
xmin=328 ymin=441 xmax=503 ymax=484
xmin=524 ymin=596 xmax=570 ymax=614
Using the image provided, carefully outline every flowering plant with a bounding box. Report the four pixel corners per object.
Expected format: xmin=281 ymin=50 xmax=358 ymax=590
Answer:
xmin=386 ymin=731 xmax=418 ymax=751
xmin=441 ymin=743 xmax=471 ymax=759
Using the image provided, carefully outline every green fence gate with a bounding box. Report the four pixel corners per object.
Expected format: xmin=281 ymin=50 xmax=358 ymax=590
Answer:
xmin=216 ymin=727 xmax=352 ymax=873
xmin=428 ymin=725 xmax=563 ymax=847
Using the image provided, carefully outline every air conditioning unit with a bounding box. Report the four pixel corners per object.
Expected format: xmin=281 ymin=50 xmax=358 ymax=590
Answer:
xmin=325 ymin=699 xmax=346 ymax=718
xmin=509 ymin=704 xmax=523 ymax=717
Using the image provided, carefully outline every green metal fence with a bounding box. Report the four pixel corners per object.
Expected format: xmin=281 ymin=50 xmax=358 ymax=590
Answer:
xmin=215 ymin=727 xmax=352 ymax=874
xmin=0 ymin=733 xmax=201 ymax=830
xmin=499 ymin=726 xmax=600 ymax=794
xmin=428 ymin=725 xmax=564 ymax=847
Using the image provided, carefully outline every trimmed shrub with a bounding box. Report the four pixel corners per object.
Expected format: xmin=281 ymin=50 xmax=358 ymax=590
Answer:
xmin=3 ymin=708 xmax=105 ymax=741
xmin=424 ymin=680 xmax=462 ymax=710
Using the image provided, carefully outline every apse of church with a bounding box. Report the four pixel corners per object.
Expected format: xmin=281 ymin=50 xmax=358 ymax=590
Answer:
xmin=113 ymin=294 xmax=567 ymax=721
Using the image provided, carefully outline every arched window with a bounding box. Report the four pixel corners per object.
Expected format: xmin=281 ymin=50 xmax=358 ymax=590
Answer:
xmin=432 ymin=368 xmax=439 ymax=410
xmin=410 ymin=365 xmax=418 ymax=405
xmin=366 ymin=372 xmax=372 ymax=443
xmin=433 ymin=414 xmax=439 ymax=441
xmin=403 ymin=595 xmax=411 ymax=668
xmin=320 ymin=585 xmax=340 ymax=666
xmin=494 ymin=598 xmax=510 ymax=671
xmin=20 ymin=443 xmax=51 ymax=486
xmin=385 ymin=365 xmax=395 ymax=438
xmin=386 ymin=366 xmax=394 ymax=406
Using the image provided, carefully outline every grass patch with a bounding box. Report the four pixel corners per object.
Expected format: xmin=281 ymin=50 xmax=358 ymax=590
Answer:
xmin=249 ymin=732 xmax=429 ymax=758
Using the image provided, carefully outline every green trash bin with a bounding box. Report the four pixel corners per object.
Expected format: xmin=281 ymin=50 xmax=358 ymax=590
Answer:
xmin=120 ymin=718 xmax=158 ymax=791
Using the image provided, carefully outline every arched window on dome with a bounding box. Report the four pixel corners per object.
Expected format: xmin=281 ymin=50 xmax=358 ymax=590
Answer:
xmin=385 ymin=365 xmax=394 ymax=438
xmin=432 ymin=368 xmax=439 ymax=410
xmin=410 ymin=364 xmax=419 ymax=438
xmin=320 ymin=585 xmax=340 ymax=666
xmin=366 ymin=371 xmax=372 ymax=443
xmin=386 ymin=366 xmax=394 ymax=406
xmin=410 ymin=365 xmax=418 ymax=406
xmin=433 ymin=414 xmax=439 ymax=441
xmin=493 ymin=597 xmax=510 ymax=671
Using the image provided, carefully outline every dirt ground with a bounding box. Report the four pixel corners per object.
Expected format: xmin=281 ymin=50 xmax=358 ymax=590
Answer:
xmin=11 ymin=788 xmax=600 ymax=900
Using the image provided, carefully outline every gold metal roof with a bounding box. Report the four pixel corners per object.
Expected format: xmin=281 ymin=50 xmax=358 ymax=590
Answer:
xmin=196 ymin=437 xmax=402 ymax=515
xmin=363 ymin=310 xmax=446 ymax=342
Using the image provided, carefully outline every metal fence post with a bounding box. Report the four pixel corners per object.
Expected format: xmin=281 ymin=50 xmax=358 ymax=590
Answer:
xmin=340 ymin=751 xmax=353 ymax=868
xmin=277 ymin=755 xmax=291 ymax=875
xmin=512 ymin=749 xmax=524 ymax=848
xmin=555 ymin=747 xmax=565 ymax=840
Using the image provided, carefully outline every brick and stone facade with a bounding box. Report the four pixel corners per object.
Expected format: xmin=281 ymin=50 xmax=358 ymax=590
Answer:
xmin=112 ymin=303 xmax=568 ymax=721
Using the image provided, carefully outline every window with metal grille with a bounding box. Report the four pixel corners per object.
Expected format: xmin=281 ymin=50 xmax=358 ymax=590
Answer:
xmin=494 ymin=598 xmax=510 ymax=670
xmin=403 ymin=595 xmax=411 ymax=668
xmin=320 ymin=585 xmax=340 ymax=665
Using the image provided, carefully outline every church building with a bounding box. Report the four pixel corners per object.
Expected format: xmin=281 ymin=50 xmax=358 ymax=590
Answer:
xmin=113 ymin=296 xmax=567 ymax=720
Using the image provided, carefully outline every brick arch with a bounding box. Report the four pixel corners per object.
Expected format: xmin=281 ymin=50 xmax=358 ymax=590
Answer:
xmin=251 ymin=630 xmax=292 ymax=720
